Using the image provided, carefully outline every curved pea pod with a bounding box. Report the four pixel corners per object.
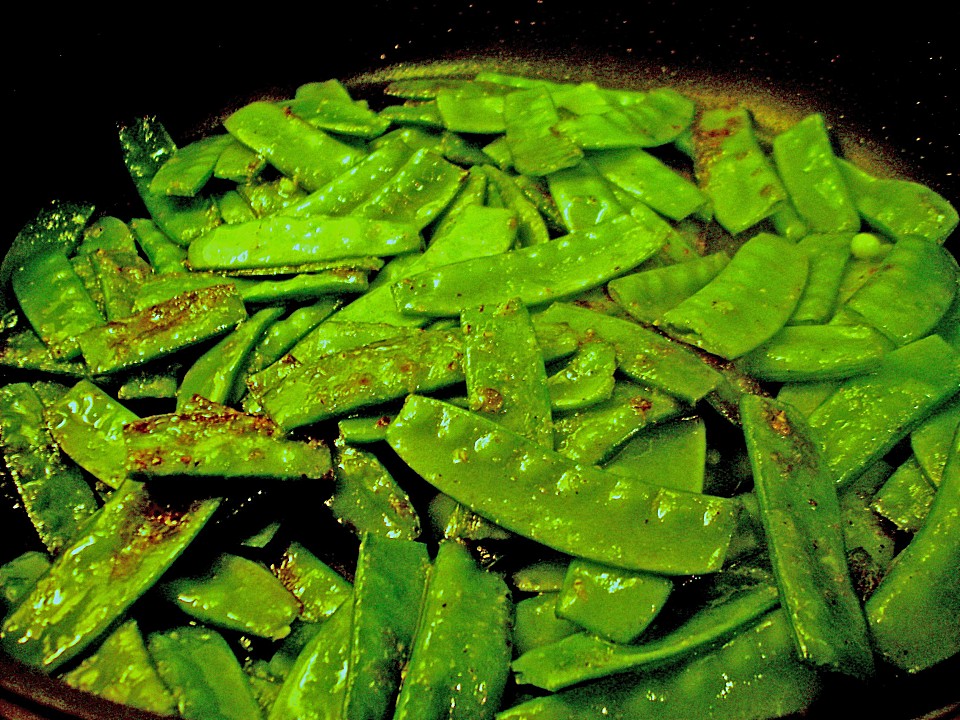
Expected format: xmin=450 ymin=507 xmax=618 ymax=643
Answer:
xmin=163 ymin=553 xmax=300 ymax=640
xmin=844 ymin=235 xmax=959 ymax=346
xmin=224 ymin=100 xmax=363 ymax=192
xmin=240 ymin=300 xmax=340 ymax=378
xmin=512 ymin=581 xmax=779 ymax=692
xmin=387 ymin=395 xmax=738 ymax=574
xmin=479 ymin=165 xmax=551 ymax=246
xmin=607 ymin=251 xmax=730 ymax=325
xmin=735 ymin=324 xmax=890 ymax=382
xmin=392 ymin=214 xmax=665 ymax=318
xmin=772 ymin=113 xmax=860 ymax=232
xmin=499 ymin=608 xmax=820 ymax=720
xmin=46 ymin=379 xmax=139 ymax=489
xmin=150 ymin=133 xmax=236 ymax=197
xmin=741 ymin=394 xmax=875 ymax=678
xmin=124 ymin=405 xmax=330 ymax=481
xmin=79 ymin=284 xmax=248 ymax=375
xmin=807 ymin=334 xmax=960 ymax=487
xmin=218 ymin=190 xmax=258 ymax=225
xmin=271 ymin=540 xmax=353 ymax=624
xmin=555 ymin=559 xmax=672 ymax=644
xmin=871 ymin=456 xmax=936 ymax=533
xmin=394 ymin=540 xmax=512 ymax=720
xmin=546 ymin=159 xmax=626 ymax=231
xmin=328 ymin=436 xmax=421 ymax=540
xmin=911 ymin=395 xmax=960 ymax=487
xmin=148 ymin=625 xmax=263 ymax=720
xmin=284 ymin=80 xmax=391 ymax=139
xmin=692 ymin=106 xmax=787 ymax=235
xmin=538 ymin=302 xmax=722 ymax=404
xmin=131 ymin=217 xmax=188 ymax=274
xmin=513 ymin=592 xmax=581 ymax=657
xmin=59 ymin=619 xmax=177 ymax=716
xmin=0 ymin=479 xmax=220 ymax=670
xmin=657 ymin=233 xmax=809 ymax=359
xmin=837 ymin=158 xmax=959 ymax=244
xmin=789 ymin=232 xmax=854 ymax=325
xmin=866 ymin=422 xmax=960 ymax=673
xmin=214 ymin=138 xmax=266 ymax=183
xmin=0 ymin=383 xmax=98 ymax=554
xmin=547 ymin=340 xmax=616 ymax=412
xmin=76 ymin=216 xmax=138 ymax=256
xmin=267 ymin=592 xmax=353 ymax=720
xmin=343 ymin=533 xmax=430 ymax=720
xmin=119 ymin=117 xmax=222 ymax=245
xmin=602 ymin=416 xmax=707 ymax=493
xmin=89 ymin=249 xmax=155 ymax=321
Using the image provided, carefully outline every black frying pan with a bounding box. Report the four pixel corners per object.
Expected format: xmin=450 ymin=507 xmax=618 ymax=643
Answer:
xmin=2 ymin=2 xmax=958 ymax=718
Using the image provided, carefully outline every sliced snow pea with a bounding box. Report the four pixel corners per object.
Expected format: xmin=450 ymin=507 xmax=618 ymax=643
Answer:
xmin=178 ymin=306 xmax=284 ymax=409
xmin=150 ymin=134 xmax=236 ymax=197
xmin=328 ymin=435 xmax=421 ymax=540
xmin=844 ymin=235 xmax=959 ymax=345
xmin=284 ymin=80 xmax=390 ymax=139
xmin=76 ymin=216 xmax=138 ymax=256
xmin=337 ymin=414 xmax=393 ymax=444
xmin=89 ymin=249 xmax=154 ymax=321
xmin=602 ymin=416 xmax=707 ymax=493
xmin=607 ymin=251 xmax=730 ymax=325
xmin=163 ymin=553 xmax=301 ymax=640
xmin=546 ymin=159 xmax=626 ymax=231
xmin=0 ymin=382 xmax=97 ymax=553
xmin=871 ymin=455 xmax=936 ymax=533
xmin=12 ymin=249 xmax=105 ymax=360
xmin=789 ymin=232 xmax=854 ymax=324
xmin=512 ymin=581 xmax=779 ymax=692
xmin=735 ymin=324 xmax=890 ymax=382
xmin=504 ymin=87 xmax=583 ymax=176
xmin=213 ymin=138 xmax=266 ymax=183
xmin=537 ymin=302 xmax=722 ymax=404
xmin=224 ymin=100 xmax=363 ymax=192
xmin=117 ymin=371 xmax=180 ymax=401
xmin=119 ymin=117 xmax=222 ymax=245
xmin=741 ymin=394 xmax=874 ymax=678
xmin=838 ymin=158 xmax=959 ymax=244
xmin=187 ymin=215 xmax=421 ymax=271
xmin=555 ymin=559 xmax=672 ymax=644
xmin=772 ymin=113 xmax=860 ymax=232
xmin=46 ymin=379 xmax=139 ymax=489
xmin=911 ymin=395 xmax=960 ymax=486
xmin=500 ymin=608 xmax=820 ymax=720
xmin=479 ymin=164 xmax=551 ymax=246
xmin=59 ymin=619 xmax=177 ymax=716
xmin=692 ymin=106 xmax=787 ymax=235
xmin=513 ymin=592 xmax=581 ymax=657
xmin=343 ymin=533 xmax=430 ymax=720
xmin=272 ymin=540 xmax=352 ymax=624
xmin=387 ymin=395 xmax=739 ymax=574
xmin=131 ymin=217 xmax=188 ymax=274
xmin=78 ymin=284 xmax=248 ymax=375
xmin=547 ymin=340 xmax=616 ymax=412
xmin=394 ymin=540 xmax=511 ymax=720
xmin=807 ymin=334 xmax=960 ymax=486
xmin=435 ymin=81 xmax=508 ymax=133
xmin=217 ymin=188 xmax=261 ymax=224
xmin=124 ymin=405 xmax=330 ymax=481
xmin=148 ymin=625 xmax=263 ymax=720
xmin=0 ymin=327 xmax=86 ymax=378
xmin=658 ymin=232 xmax=809 ymax=359
xmin=866 ymin=422 xmax=960 ymax=673
xmin=0 ymin=478 xmax=219 ymax=670
xmin=462 ymin=297 xmax=553 ymax=447
xmin=0 ymin=551 xmax=50 ymax=610
xmin=240 ymin=300 xmax=340 ymax=378
xmin=238 ymin=176 xmax=309 ymax=218
xmin=379 ymin=101 xmax=445 ymax=129
xmin=838 ymin=461 xmax=897 ymax=600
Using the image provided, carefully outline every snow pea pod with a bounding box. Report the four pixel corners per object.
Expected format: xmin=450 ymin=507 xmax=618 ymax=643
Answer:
xmin=546 ymin=159 xmax=626 ymax=231
xmin=76 ymin=216 xmax=137 ymax=256
xmin=0 ymin=327 xmax=87 ymax=378
xmin=213 ymin=138 xmax=266 ymax=183
xmin=78 ymin=284 xmax=248 ymax=375
xmin=131 ymin=217 xmax=187 ymax=274
xmin=150 ymin=134 xmax=236 ymax=197
xmin=513 ymin=592 xmax=581 ymax=657
xmin=285 ymin=80 xmax=390 ymax=139
xmin=546 ymin=340 xmax=616 ymax=412
xmin=789 ymin=232 xmax=853 ymax=325
xmin=0 ymin=479 xmax=219 ymax=670
xmin=871 ymin=455 xmax=935 ymax=533
xmin=391 ymin=214 xmax=666 ymax=318
xmin=911 ymin=395 xmax=960 ymax=486
xmin=479 ymin=165 xmax=551 ymax=246
xmin=271 ymin=540 xmax=353 ymax=624
xmin=504 ymin=87 xmax=583 ymax=176
xmin=240 ymin=300 xmax=340 ymax=378
xmin=741 ymin=394 xmax=874 ymax=678
xmin=224 ymin=100 xmax=363 ymax=192
xmin=90 ymin=249 xmax=154 ymax=321
xmin=387 ymin=395 xmax=739 ymax=574
xmin=0 ymin=382 xmax=97 ymax=554
xmin=602 ymin=416 xmax=707 ymax=493
xmin=394 ymin=540 xmax=512 ymax=720
xmin=657 ymin=233 xmax=808 ymax=359
xmin=0 ymin=551 xmax=50 ymax=610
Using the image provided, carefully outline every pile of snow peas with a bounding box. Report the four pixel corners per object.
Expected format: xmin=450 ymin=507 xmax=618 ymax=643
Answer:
xmin=0 ymin=68 xmax=958 ymax=720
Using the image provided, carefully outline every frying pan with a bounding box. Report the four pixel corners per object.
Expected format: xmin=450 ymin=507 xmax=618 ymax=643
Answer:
xmin=2 ymin=2 xmax=958 ymax=718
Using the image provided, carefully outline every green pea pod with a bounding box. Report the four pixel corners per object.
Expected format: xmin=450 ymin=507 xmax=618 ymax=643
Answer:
xmin=741 ymin=394 xmax=874 ymax=678
xmin=284 ymin=82 xmax=390 ymax=139
xmin=238 ymin=176 xmax=309 ymax=218
xmin=150 ymin=134 xmax=236 ymax=197
xmin=79 ymin=284 xmax=248 ymax=375
xmin=394 ymin=540 xmax=512 ymax=720
xmin=602 ymin=416 xmax=707 ymax=493
xmin=772 ymin=113 xmax=860 ymax=232
xmin=537 ymin=302 xmax=722 ymax=404
xmin=512 ymin=581 xmax=779 ymax=692
xmin=807 ymin=334 xmax=960 ymax=486
xmin=844 ymin=235 xmax=959 ymax=346
xmin=435 ymin=82 xmax=508 ymax=133
xmin=163 ymin=553 xmax=301 ymax=640
xmin=131 ymin=217 xmax=188 ymax=274
xmin=119 ymin=116 xmax=222 ymax=245
xmin=547 ymin=340 xmax=617 ymax=412
xmin=504 ymin=87 xmax=583 ymax=176
xmin=90 ymin=249 xmax=155 ymax=321
xmin=479 ymin=164 xmax=551 ymax=246
xmin=866 ymin=422 xmax=960 ymax=673
xmin=379 ymin=101 xmax=445 ymax=129
xmin=240 ymin=300 xmax=340 ymax=378
xmin=59 ymin=619 xmax=177 ymax=716
xmin=0 ymin=479 xmax=219 ymax=670
xmin=693 ymin=106 xmax=787 ymax=235
xmin=0 ymin=551 xmax=51 ymax=610
xmin=46 ymin=379 xmax=139 ymax=489
xmin=343 ymin=533 xmax=430 ymax=720
xmin=337 ymin=414 xmax=394 ymax=444
xmin=392 ymin=214 xmax=665 ymax=318
xmin=214 ymin=138 xmax=266 ymax=183
xmin=546 ymin=159 xmax=626 ymax=231
xmin=148 ymin=625 xmax=263 ymax=720
xmin=76 ymin=216 xmax=138 ymax=256
xmin=387 ymin=395 xmax=738 ymax=574
xmin=117 ymin=372 xmax=180 ymax=401
xmin=911 ymin=395 xmax=960 ymax=486
xmin=124 ymin=405 xmax=331 ymax=481
xmin=224 ymin=100 xmax=364 ymax=192
xmin=790 ymin=232 xmax=854 ymax=325
xmin=513 ymin=592 xmax=581 ymax=657
xmin=271 ymin=541 xmax=353 ymax=624
xmin=0 ymin=328 xmax=86 ymax=378
xmin=871 ymin=455 xmax=936 ymax=533
xmin=657 ymin=233 xmax=809 ymax=359
xmin=0 ymin=383 xmax=98 ymax=554
xmin=500 ymin=608 xmax=820 ymax=720
xmin=12 ymin=249 xmax=105 ymax=360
